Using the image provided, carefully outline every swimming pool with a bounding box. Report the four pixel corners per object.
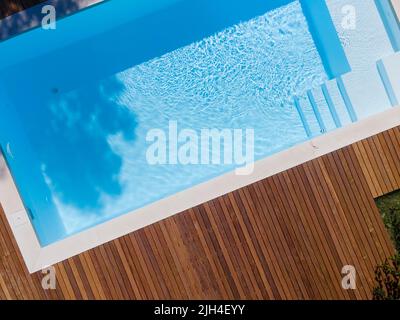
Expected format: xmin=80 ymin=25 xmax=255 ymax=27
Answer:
xmin=0 ymin=0 xmax=399 ymax=270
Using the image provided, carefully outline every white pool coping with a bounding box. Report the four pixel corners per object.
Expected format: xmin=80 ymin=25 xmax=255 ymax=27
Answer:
xmin=392 ymin=0 xmax=400 ymax=20
xmin=0 ymin=105 xmax=399 ymax=273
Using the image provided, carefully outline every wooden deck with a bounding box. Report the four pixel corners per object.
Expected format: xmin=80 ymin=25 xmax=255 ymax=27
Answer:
xmin=0 ymin=127 xmax=398 ymax=300
xmin=1 ymin=0 xmax=400 ymax=300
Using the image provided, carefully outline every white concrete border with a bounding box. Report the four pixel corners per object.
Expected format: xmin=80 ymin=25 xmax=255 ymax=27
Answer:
xmin=391 ymin=0 xmax=400 ymax=20
xmin=1 ymin=106 xmax=400 ymax=273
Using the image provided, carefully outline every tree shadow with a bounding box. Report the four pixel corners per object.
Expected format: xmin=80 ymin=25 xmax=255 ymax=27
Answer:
xmin=38 ymin=76 xmax=137 ymax=210
xmin=15 ymin=75 xmax=138 ymax=211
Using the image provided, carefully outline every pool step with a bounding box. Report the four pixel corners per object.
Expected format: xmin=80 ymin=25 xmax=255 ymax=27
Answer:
xmin=377 ymin=52 xmax=400 ymax=107
xmin=323 ymin=79 xmax=353 ymax=127
xmin=335 ymin=77 xmax=358 ymax=122
xmin=310 ymin=87 xmax=337 ymax=132
xmin=294 ymin=78 xmax=359 ymax=137
xmin=294 ymin=96 xmax=321 ymax=138
xmin=375 ymin=0 xmax=400 ymax=52
xmin=294 ymin=50 xmax=400 ymax=138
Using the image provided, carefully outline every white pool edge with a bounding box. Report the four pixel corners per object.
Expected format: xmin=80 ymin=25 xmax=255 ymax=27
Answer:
xmin=0 ymin=106 xmax=399 ymax=273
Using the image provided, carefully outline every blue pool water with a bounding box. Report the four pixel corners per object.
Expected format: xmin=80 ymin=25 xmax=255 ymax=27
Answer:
xmin=0 ymin=0 xmax=392 ymax=245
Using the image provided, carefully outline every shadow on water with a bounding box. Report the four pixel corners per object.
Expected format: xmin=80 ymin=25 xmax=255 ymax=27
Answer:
xmin=37 ymin=76 xmax=138 ymax=210
xmin=0 ymin=74 xmax=138 ymax=215
xmin=0 ymin=76 xmax=140 ymax=245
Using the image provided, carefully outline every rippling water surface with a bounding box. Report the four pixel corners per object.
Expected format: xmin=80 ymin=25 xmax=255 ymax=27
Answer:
xmin=0 ymin=1 xmax=327 ymax=244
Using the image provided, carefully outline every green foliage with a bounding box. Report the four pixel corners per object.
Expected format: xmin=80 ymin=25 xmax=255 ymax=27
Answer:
xmin=381 ymin=206 xmax=400 ymax=253
xmin=376 ymin=190 xmax=400 ymax=252
xmin=373 ymin=253 xmax=400 ymax=300
xmin=374 ymin=191 xmax=400 ymax=299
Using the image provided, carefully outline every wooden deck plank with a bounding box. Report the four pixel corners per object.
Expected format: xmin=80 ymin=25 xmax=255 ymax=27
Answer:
xmin=252 ymin=180 xmax=300 ymax=299
xmin=354 ymin=128 xmax=400 ymax=197
xmin=279 ymin=169 xmax=332 ymax=299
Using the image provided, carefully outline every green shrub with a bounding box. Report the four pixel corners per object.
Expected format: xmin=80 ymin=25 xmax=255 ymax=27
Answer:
xmin=373 ymin=253 xmax=400 ymax=300
xmin=382 ymin=207 xmax=400 ymax=252
xmin=374 ymin=191 xmax=400 ymax=299
xmin=376 ymin=190 xmax=400 ymax=252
